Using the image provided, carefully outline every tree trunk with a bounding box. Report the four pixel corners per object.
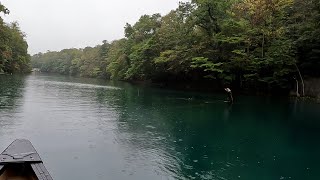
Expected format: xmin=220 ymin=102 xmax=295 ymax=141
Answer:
xmin=295 ymin=64 xmax=305 ymax=96
xmin=262 ymin=33 xmax=265 ymax=58
xmin=228 ymin=91 xmax=234 ymax=104
xmin=294 ymin=77 xmax=300 ymax=97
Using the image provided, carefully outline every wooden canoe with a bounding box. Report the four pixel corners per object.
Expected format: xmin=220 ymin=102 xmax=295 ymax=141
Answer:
xmin=0 ymin=139 xmax=53 ymax=180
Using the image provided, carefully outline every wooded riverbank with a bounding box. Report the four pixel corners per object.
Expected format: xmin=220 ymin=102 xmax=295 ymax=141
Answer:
xmin=31 ymin=0 xmax=320 ymax=96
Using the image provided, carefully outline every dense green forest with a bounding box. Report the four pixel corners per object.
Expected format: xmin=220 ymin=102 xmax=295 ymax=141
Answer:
xmin=0 ymin=2 xmax=31 ymax=74
xmin=31 ymin=0 xmax=320 ymax=92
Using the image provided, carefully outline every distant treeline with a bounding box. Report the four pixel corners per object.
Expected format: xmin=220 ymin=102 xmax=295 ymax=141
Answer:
xmin=0 ymin=3 xmax=31 ymax=74
xmin=31 ymin=0 xmax=320 ymax=92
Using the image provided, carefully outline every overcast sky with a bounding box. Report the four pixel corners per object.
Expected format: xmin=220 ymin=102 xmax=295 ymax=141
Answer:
xmin=2 ymin=0 xmax=184 ymax=54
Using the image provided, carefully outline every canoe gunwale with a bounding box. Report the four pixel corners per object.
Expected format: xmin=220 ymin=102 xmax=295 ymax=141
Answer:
xmin=0 ymin=165 xmax=4 ymax=174
xmin=0 ymin=139 xmax=53 ymax=180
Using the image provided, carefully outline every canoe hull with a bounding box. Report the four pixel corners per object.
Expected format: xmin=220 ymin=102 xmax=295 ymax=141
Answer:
xmin=0 ymin=139 xmax=53 ymax=180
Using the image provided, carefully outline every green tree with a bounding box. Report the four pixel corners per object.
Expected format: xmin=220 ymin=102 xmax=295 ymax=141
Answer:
xmin=0 ymin=2 xmax=30 ymax=74
xmin=31 ymin=0 xmax=320 ymax=94
xmin=123 ymin=14 xmax=162 ymax=80
xmin=107 ymin=39 xmax=130 ymax=80
xmin=289 ymin=0 xmax=320 ymax=76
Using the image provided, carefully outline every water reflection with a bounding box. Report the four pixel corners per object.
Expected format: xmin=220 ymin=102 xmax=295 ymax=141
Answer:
xmin=0 ymin=74 xmax=319 ymax=180
xmin=0 ymin=75 xmax=26 ymax=138
xmin=113 ymin=88 xmax=320 ymax=179
xmin=0 ymin=75 xmax=25 ymax=108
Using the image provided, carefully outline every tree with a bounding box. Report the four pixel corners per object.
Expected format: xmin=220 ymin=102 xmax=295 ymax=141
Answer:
xmin=1 ymin=2 xmax=30 ymax=74
xmin=123 ymin=14 xmax=162 ymax=80
xmin=107 ymin=39 xmax=130 ymax=80
xmin=289 ymin=0 xmax=320 ymax=76
xmin=30 ymin=0 xmax=320 ymax=94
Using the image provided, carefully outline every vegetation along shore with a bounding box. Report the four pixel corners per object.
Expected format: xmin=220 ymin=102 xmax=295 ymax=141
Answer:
xmin=2 ymin=1 xmax=320 ymax=96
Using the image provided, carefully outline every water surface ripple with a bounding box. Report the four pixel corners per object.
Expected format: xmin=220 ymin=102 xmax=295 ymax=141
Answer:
xmin=0 ymin=74 xmax=319 ymax=180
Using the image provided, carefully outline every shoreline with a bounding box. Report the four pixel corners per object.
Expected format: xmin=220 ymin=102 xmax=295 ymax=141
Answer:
xmin=28 ymin=72 xmax=320 ymax=99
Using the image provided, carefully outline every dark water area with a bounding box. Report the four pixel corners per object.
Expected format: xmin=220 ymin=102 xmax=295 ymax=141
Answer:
xmin=0 ymin=74 xmax=320 ymax=180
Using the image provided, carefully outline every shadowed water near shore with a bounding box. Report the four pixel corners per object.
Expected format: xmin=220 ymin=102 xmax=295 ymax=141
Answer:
xmin=0 ymin=74 xmax=320 ymax=180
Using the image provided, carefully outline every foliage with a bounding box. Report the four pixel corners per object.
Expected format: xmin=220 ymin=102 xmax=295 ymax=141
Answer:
xmin=289 ymin=0 xmax=320 ymax=76
xmin=0 ymin=2 xmax=30 ymax=73
xmin=31 ymin=0 xmax=320 ymax=92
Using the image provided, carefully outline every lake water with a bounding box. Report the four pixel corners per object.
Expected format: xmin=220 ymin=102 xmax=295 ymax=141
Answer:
xmin=0 ymin=74 xmax=319 ymax=180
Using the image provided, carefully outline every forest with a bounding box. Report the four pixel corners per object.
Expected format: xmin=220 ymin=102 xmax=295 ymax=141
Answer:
xmin=0 ymin=2 xmax=30 ymax=74
xmin=31 ymin=0 xmax=320 ymax=93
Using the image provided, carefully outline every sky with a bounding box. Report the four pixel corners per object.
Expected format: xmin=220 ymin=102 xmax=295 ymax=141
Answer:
xmin=1 ymin=0 xmax=184 ymax=55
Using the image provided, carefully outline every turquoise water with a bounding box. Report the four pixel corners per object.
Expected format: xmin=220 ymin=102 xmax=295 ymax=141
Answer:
xmin=0 ymin=74 xmax=319 ymax=179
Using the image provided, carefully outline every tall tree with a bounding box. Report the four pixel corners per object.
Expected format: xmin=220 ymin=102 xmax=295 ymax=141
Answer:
xmin=31 ymin=0 xmax=320 ymax=94
xmin=0 ymin=3 xmax=30 ymax=74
